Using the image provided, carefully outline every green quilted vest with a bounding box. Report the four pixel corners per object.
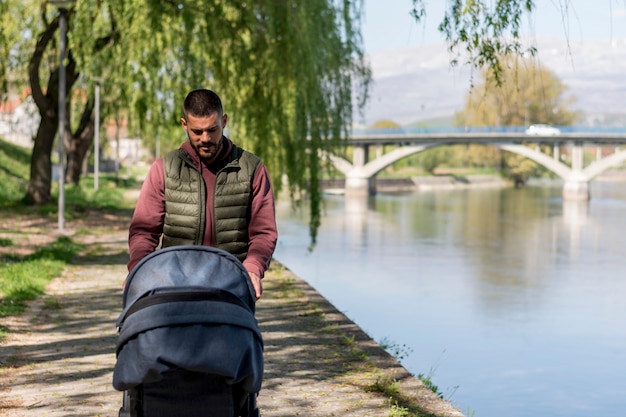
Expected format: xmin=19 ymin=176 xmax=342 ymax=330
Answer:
xmin=162 ymin=145 xmax=260 ymax=261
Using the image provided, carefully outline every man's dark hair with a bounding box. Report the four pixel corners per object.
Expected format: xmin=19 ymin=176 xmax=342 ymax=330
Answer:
xmin=183 ymin=89 xmax=223 ymax=118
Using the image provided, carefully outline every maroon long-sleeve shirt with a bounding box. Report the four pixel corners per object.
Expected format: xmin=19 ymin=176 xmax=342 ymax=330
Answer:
xmin=127 ymin=139 xmax=278 ymax=278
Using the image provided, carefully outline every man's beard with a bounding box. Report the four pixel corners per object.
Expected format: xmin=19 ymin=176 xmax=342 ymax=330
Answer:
xmin=188 ymin=134 xmax=222 ymax=163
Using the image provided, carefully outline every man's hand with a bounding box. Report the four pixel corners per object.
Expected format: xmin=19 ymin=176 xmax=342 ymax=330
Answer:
xmin=248 ymin=272 xmax=263 ymax=300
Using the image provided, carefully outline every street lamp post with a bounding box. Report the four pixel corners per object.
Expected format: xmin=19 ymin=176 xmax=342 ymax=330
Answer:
xmin=50 ymin=0 xmax=75 ymax=232
xmin=94 ymin=78 xmax=102 ymax=191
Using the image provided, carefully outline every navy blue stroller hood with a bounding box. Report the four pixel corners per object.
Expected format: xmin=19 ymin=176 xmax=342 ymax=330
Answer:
xmin=113 ymin=245 xmax=263 ymax=394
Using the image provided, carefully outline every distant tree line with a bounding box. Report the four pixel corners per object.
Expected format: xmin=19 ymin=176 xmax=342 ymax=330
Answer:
xmin=370 ymin=57 xmax=579 ymax=184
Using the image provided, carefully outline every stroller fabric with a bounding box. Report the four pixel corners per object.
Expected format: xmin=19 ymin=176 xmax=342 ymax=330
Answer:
xmin=112 ymin=245 xmax=263 ymax=395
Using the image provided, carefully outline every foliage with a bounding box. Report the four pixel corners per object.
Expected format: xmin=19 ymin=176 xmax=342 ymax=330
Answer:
xmin=0 ymin=137 xmax=130 ymax=211
xmin=1 ymin=0 xmax=371 ymax=244
xmin=0 ymin=138 xmax=112 ymax=318
xmin=501 ymin=147 xmax=535 ymax=184
xmin=411 ymin=0 xmax=537 ymax=85
xmin=365 ymin=375 xmax=433 ymax=417
xmin=454 ymin=56 xmax=578 ymax=182
xmin=463 ymin=144 xmax=502 ymax=170
xmin=364 ymin=376 xmax=401 ymax=401
xmin=456 ymin=56 xmax=578 ymax=127
xmin=379 ymin=336 xmax=414 ymax=361
xmin=65 ymin=183 xmax=127 ymax=210
xmin=387 ymin=399 xmax=412 ymax=417
xmin=416 ymin=373 xmax=444 ymax=399
xmin=371 ymin=119 xmax=402 ymax=129
xmin=420 ymin=147 xmax=454 ymax=174
xmin=0 ymin=237 xmax=84 ymax=317
xmin=0 ymin=139 xmax=30 ymax=204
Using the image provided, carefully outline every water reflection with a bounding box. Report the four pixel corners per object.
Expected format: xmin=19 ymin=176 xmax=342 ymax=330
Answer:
xmin=561 ymin=200 xmax=589 ymax=261
xmin=341 ymin=188 xmax=592 ymax=290
xmin=274 ymin=183 xmax=626 ymax=417
xmin=343 ymin=194 xmax=375 ymax=250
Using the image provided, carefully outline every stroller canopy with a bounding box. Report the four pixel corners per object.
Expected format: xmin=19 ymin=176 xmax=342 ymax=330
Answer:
xmin=113 ymin=245 xmax=263 ymax=394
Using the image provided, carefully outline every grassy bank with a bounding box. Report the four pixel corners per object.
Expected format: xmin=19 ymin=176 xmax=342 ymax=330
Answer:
xmin=262 ymin=264 xmax=460 ymax=417
xmin=0 ymin=137 xmax=132 ymax=341
xmin=0 ymin=237 xmax=83 ymax=319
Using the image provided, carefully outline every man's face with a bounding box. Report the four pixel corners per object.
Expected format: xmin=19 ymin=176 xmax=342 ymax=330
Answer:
xmin=181 ymin=112 xmax=227 ymax=165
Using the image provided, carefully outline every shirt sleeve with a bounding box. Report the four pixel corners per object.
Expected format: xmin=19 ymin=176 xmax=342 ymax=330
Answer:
xmin=242 ymin=163 xmax=278 ymax=278
xmin=127 ymin=159 xmax=166 ymax=272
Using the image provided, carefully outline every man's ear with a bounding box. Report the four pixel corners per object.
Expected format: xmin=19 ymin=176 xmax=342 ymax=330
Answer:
xmin=181 ymin=117 xmax=188 ymax=131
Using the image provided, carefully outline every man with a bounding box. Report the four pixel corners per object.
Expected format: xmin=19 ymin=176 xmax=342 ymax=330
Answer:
xmin=127 ymin=89 xmax=277 ymax=299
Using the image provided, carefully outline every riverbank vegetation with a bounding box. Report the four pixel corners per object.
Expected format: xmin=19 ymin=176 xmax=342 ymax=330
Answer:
xmin=0 ymin=138 xmax=130 ymax=339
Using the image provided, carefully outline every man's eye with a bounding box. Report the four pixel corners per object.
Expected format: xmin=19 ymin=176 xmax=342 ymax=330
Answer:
xmin=192 ymin=129 xmax=216 ymax=135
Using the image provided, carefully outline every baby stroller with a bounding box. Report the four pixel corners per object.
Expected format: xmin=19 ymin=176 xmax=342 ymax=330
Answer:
xmin=113 ymin=245 xmax=263 ymax=417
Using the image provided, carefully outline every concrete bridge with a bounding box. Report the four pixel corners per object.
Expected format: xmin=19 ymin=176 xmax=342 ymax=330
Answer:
xmin=327 ymin=128 xmax=626 ymax=200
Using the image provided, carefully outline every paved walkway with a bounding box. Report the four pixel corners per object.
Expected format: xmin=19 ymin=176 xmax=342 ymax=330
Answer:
xmin=0 ymin=217 xmax=463 ymax=417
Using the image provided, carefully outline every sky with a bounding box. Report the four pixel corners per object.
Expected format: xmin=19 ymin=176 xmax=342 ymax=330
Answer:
xmin=361 ymin=0 xmax=626 ymax=54
xmin=357 ymin=1 xmax=626 ymax=125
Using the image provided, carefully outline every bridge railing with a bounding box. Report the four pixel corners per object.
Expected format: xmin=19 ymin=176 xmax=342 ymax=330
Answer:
xmin=349 ymin=126 xmax=626 ymax=136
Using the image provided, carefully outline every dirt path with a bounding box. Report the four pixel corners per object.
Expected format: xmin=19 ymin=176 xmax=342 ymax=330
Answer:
xmin=0 ymin=211 xmax=463 ymax=417
xmin=0 ymin=226 xmax=127 ymax=416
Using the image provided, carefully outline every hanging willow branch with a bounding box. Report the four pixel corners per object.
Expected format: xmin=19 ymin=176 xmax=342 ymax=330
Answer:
xmin=412 ymin=0 xmax=537 ymax=85
xmin=1 ymin=0 xmax=371 ymax=244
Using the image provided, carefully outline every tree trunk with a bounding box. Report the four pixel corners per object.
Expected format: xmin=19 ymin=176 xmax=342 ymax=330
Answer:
xmin=67 ymin=121 xmax=94 ymax=185
xmin=26 ymin=14 xmax=60 ymax=205
xmin=26 ymin=11 xmax=90 ymax=197
xmin=25 ymin=116 xmax=57 ymax=204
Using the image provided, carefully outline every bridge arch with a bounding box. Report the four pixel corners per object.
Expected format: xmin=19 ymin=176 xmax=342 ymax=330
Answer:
xmin=328 ymin=141 xmax=626 ymax=199
xmin=581 ymin=149 xmax=626 ymax=179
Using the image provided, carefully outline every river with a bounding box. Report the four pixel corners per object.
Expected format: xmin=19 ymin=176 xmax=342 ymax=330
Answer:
xmin=272 ymin=180 xmax=626 ymax=417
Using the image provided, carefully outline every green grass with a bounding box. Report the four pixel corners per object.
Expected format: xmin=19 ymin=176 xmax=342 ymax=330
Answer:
xmin=379 ymin=336 xmax=414 ymax=361
xmin=0 ymin=136 xmax=137 ymax=215
xmin=0 ymin=139 xmax=30 ymax=204
xmin=416 ymin=373 xmax=444 ymax=399
xmin=65 ymin=182 xmax=129 ymax=210
xmin=0 ymin=236 xmax=84 ymax=319
xmin=364 ymin=375 xmax=438 ymax=417
xmin=0 ymin=137 xmax=131 ymax=341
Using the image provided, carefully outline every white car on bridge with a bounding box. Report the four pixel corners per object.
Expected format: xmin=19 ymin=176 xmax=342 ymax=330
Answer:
xmin=525 ymin=124 xmax=561 ymax=136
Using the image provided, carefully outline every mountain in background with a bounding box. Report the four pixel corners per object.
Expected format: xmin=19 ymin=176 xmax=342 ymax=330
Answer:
xmin=358 ymin=37 xmax=626 ymax=128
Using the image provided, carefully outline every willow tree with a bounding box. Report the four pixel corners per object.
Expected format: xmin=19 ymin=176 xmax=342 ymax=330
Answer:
xmin=0 ymin=0 xmax=370 ymax=241
xmin=411 ymin=0 xmax=538 ymax=85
